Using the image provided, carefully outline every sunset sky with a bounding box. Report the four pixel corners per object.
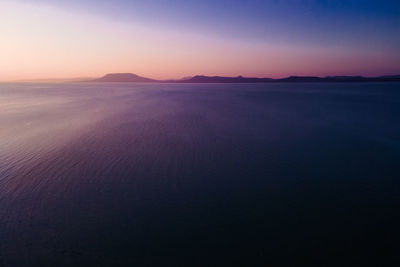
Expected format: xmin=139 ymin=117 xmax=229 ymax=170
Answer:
xmin=1 ymin=0 xmax=399 ymax=81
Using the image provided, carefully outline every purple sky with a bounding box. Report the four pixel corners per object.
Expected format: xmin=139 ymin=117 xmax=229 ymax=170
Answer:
xmin=1 ymin=0 xmax=399 ymax=80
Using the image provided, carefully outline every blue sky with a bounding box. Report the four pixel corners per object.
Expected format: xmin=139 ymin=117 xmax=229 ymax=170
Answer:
xmin=20 ymin=0 xmax=399 ymax=43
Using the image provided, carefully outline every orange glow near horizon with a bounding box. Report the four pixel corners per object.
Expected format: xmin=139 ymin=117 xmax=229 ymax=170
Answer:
xmin=1 ymin=2 xmax=399 ymax=81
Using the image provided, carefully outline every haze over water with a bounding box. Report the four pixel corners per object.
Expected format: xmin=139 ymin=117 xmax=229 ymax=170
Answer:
xmin=1 ymin=82 xmax=399 ymax=265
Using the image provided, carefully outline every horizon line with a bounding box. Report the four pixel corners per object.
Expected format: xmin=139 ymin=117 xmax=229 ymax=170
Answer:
xmin=3 ymin=72 xmax=400 ymax=83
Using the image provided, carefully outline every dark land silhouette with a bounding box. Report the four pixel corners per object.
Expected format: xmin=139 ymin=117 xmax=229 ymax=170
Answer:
xmin=90 ymin=73 xmax=157 ymax=82
xmin=87 ymin=73 xmax=400 ymax=83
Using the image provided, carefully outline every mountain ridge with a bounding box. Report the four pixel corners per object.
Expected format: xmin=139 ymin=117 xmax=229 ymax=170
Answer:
xmin=89 ymin=73 xmax=156 ymax=82
xmin=86 ymin=73 xmax=400 ymax=83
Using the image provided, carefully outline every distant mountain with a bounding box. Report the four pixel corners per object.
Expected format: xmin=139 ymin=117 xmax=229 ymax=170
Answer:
xmin=180 ymin=75 xmax=400 ymax=83
xmin=179 ymin=75 xmax=273 ymax=83
xmin=376 ymin=75 xmax=400 ymax=80
xmin=276 ymin=76 xmax=367 ymax=82
xmin=86 ymin=73 xmax=400 ymax=83
xmin=320 ymin=75 xmax=400 ymax=82
xmin=89 ymin=73 xmax=157 ymax=82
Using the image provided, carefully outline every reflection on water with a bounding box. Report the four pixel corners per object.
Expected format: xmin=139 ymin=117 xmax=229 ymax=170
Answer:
xmin=0 ymin=82 xmax=400 ymax=266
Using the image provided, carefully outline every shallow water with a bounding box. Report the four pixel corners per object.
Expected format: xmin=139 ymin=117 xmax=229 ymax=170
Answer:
xmin=1 ymin=82 xmax=400 ymax=266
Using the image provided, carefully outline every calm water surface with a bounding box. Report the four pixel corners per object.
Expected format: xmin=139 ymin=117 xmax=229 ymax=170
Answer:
xmin=0 ymin=83 xmax=399 ymax=266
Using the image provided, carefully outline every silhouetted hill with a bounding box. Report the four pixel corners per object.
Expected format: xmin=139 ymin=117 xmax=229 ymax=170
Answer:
xmin=89 ymin=73 xmax=157 ymax=82
xmin=376 ymin=75 xmax=400 ymax=80
xmin=180 ymin=75 xmax=400 ymax=83
xmin=277 ymin=76 xmax=326 ymax=82
xmin=276 ymin=76 xmax=372 ymax=82
xmin=180 ymin=75 xmax=274 ymax=83
xmin=87 ymin=73 xmax=400 ymax=83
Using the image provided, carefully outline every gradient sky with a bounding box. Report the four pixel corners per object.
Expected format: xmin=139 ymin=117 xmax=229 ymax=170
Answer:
xmin=1 ymin=0 xmax=399 ymax=80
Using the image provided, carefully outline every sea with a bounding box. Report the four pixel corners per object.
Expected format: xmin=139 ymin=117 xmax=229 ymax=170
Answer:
xmin=0 ymin=82 xmax=399 ymax=266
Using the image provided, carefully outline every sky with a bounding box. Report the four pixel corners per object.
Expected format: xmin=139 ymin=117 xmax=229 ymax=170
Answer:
xmin=1 ymin=0 xmax=399 ymax=80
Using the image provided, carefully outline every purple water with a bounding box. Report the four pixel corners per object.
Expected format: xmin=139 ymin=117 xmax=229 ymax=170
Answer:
xmin=1 ymin=82 xmax=400 ymax=266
